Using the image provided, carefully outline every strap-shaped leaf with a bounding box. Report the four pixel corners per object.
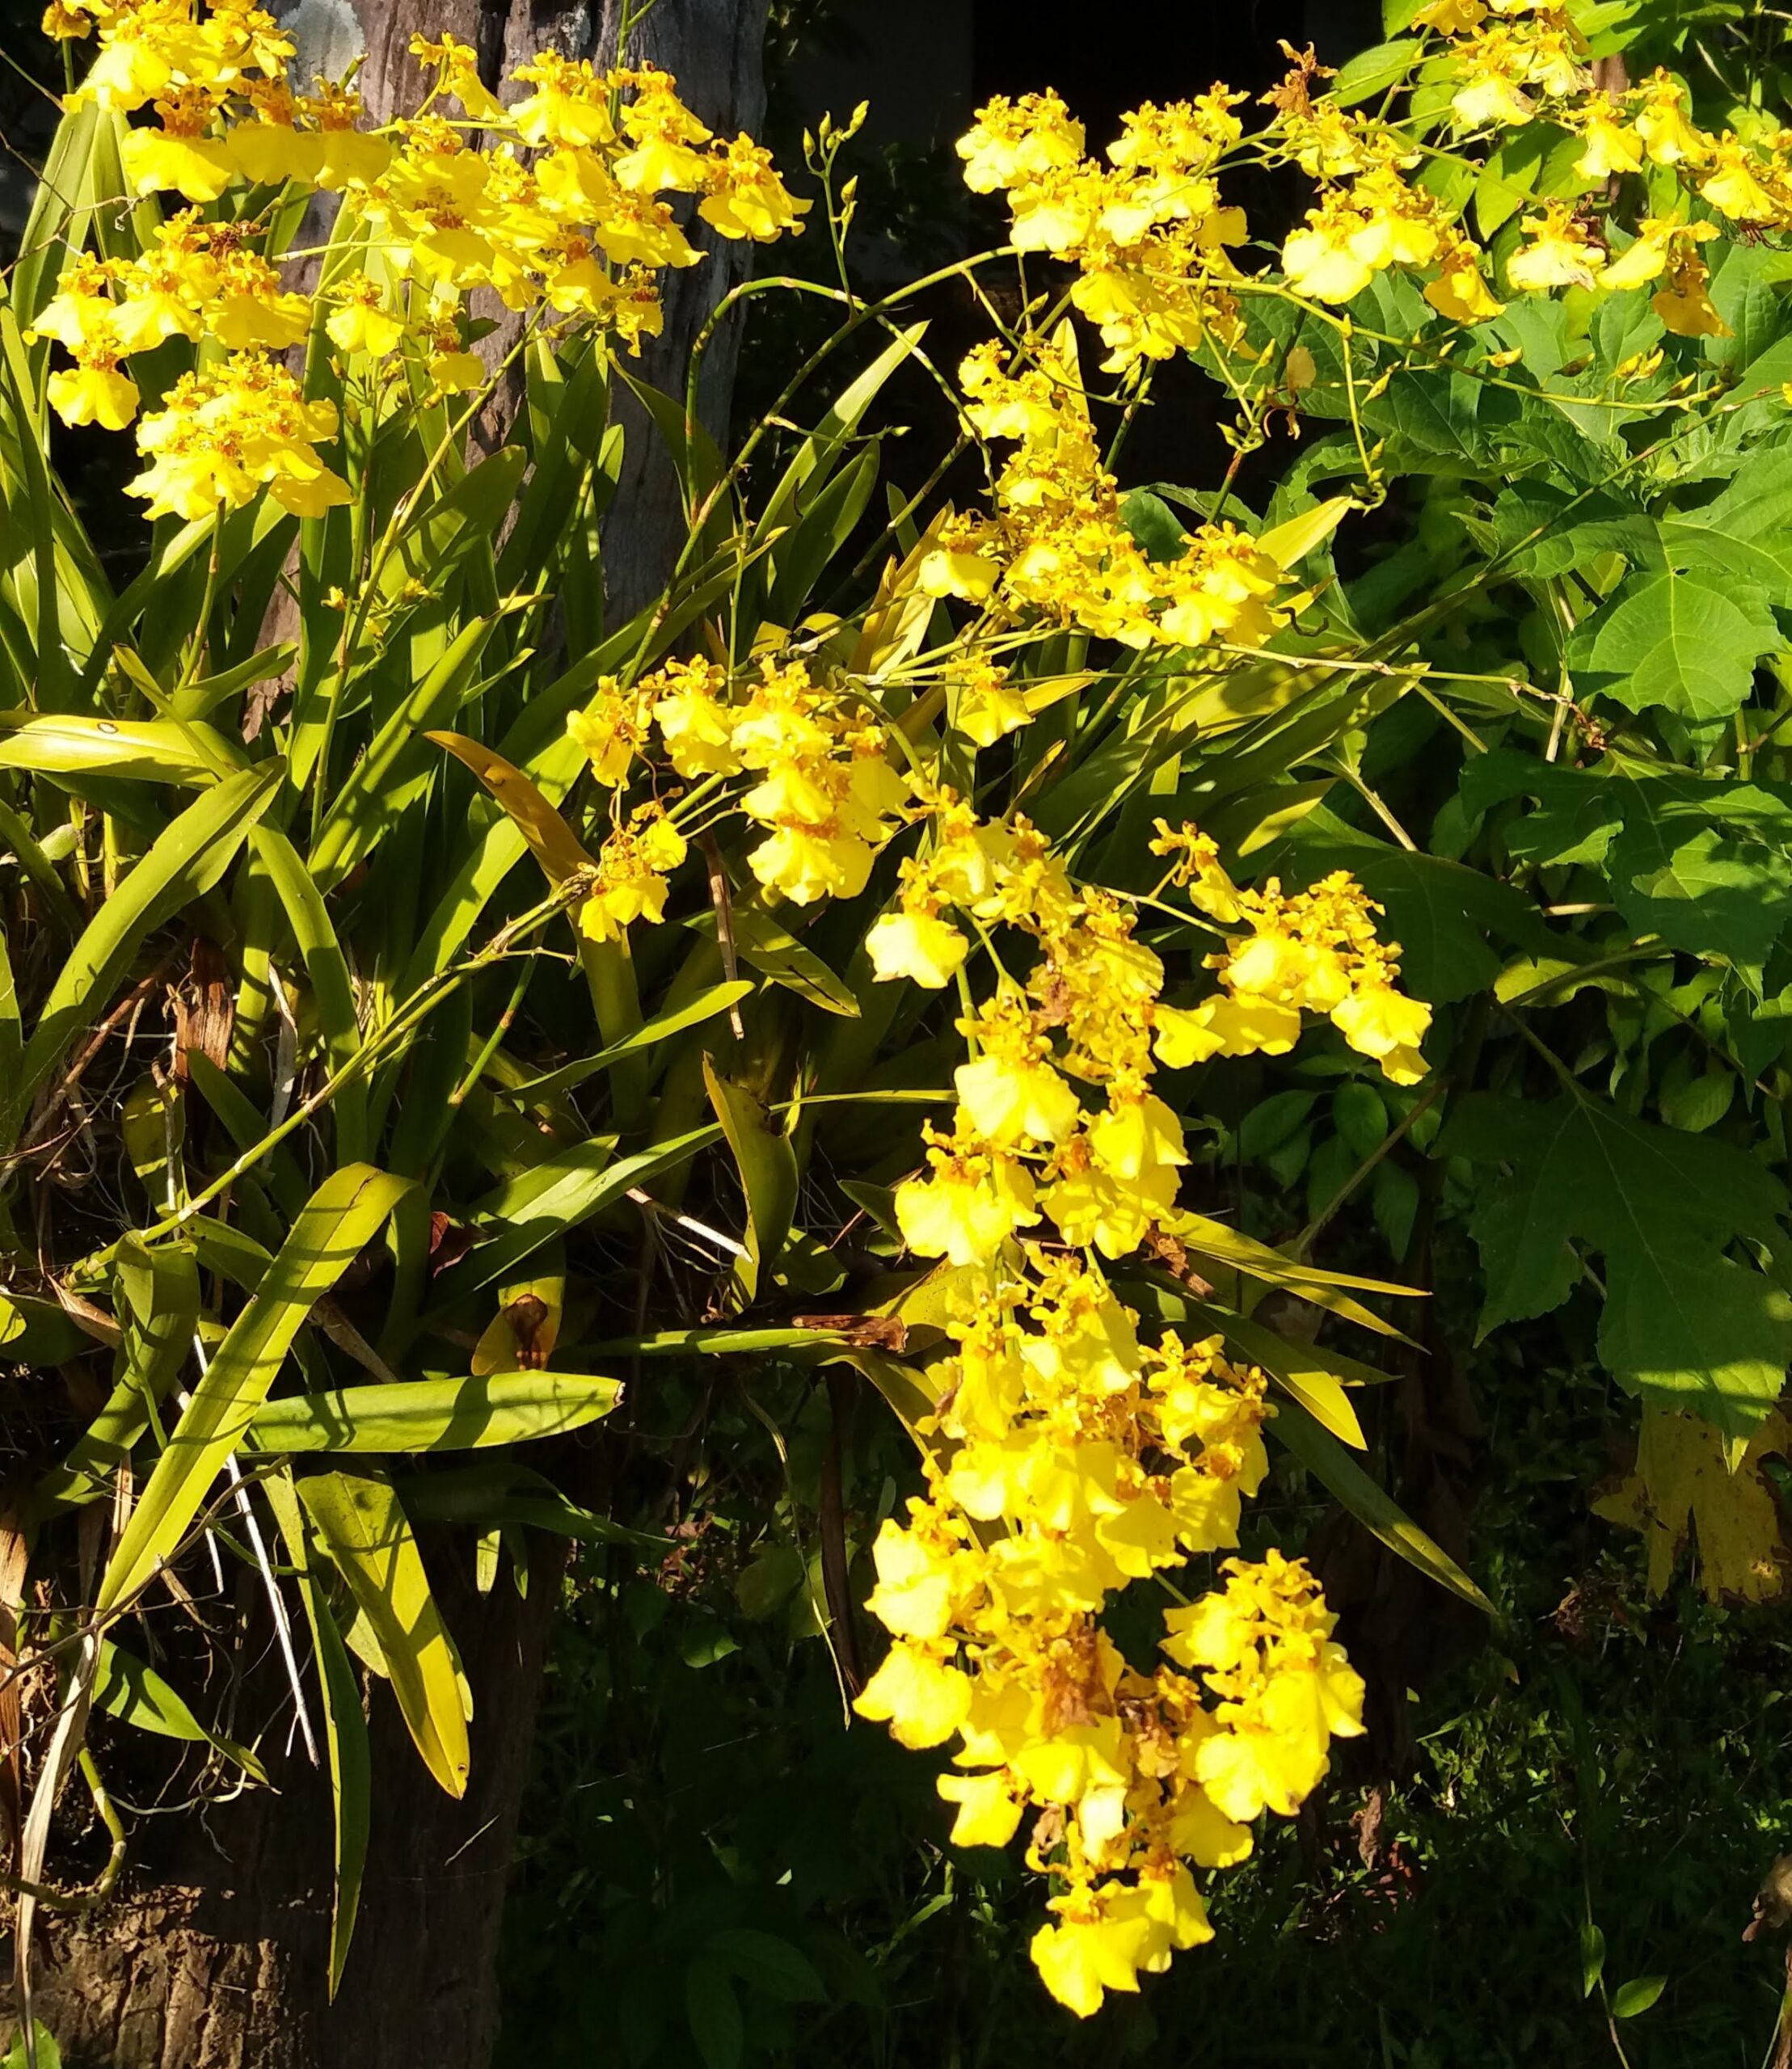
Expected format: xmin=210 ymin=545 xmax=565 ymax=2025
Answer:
xmin=95 ymin=1641 xmax=267 ymax=1782
xmin=249 ymin=824 xmax=366 ymax=1161
xmin=425 ymin=731 xmax=596 ymax=885
xmin=1176 ymin=1211 xmax=1419 ymax=1343
xmin=297 ymin=1468 xmax=470 ymax=1800
xmin=1178 ymin=1297 xmax=1369 ymax=1450
xmin=685 ymin=907 xmax=858 ymax=1018
xmin=704 ymin=1056 xmax=799 ymax=1305
xmin=437 ymin=1120 xmax=722 ymax=1300
xmin=309 ymin=620 xmax=495 ymax=891
xmin=8 ymin=761 xmax=280 ymax=1149
xmin=1274 ymin=1397 xmax=1494 ymax=1615
xmin=506 ymin=981 xmax=753 ymax=1102
xmin=95 ymin=1165 xmax=411 ymax=1614
xmin=263 ymin=1471 xmax=370 ymax=1997
xmin=0 ymin=715 xmax=240 ymax=783
xmin=251 ymin=1372 xmax=622 ymax=1452
xmin=34 ymin=1236 xmax=200 ymax=1515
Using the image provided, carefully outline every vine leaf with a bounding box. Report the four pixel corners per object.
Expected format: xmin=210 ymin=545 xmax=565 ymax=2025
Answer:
xmin=1566 ymin=569 xmax=1780 ymax=722
xmin=1593 ymin=1405 xmax=1792 ymax=1603
xmin=1444 ymin=1093 xmax=1792 ymax=1445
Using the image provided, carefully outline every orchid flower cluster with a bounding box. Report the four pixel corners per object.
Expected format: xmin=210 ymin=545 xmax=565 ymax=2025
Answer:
xmin=914 ymin=333 xmax=1316 ymax=653
xmin=32 ymin=0 xmax=807 ymax=517
xmin=845 ymin=800 xmax=1424 ymax=2011
xmin=917 ymin=336 xmax=1308 ymax=651
xmin=561 ymin=622 xmax=1427 ymax=2015
xmin=960 ymin=1 xmax=1792 ymax=377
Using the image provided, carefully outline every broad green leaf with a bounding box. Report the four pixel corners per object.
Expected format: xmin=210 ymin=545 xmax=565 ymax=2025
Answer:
xmin=8 ymin=762 xmax=280 ymax=1148
xmin=1474 ymin=124 xmax=1552 ymax=238
xmin=1489 ymin=482 xmax=1658 ymax=580
xmin=1 ymin=2023 xmax=61 ymax=2069
xmin=297 ymin=1467 xmax=470 ymax=1799
xmin=95 ymin=1641 xmax=268 ymax=1782
xmin=685 ymin=906 xmax=858 ymax=1017
xmin=710 ymin=1928 xmax=825 ymax=2004
xmin=251 ymin=1371 xmax=622 ymax=1452
xmin=1287 ymin=831 xmax=1553 ymax=1004
xmin=95 ymin=1165 xmax=411 ymax=1614
xmin=1119 ymin=489 xmax=1187 ymax=562
xmin=505 ymin=981 xmax=753 ymax=1102
xmin=1458 ymin=747 xmax=1623 ymax=869
xmin=1579 ymin=1923 xmax=1605 ymax=1997
xmin=1566 ymin=570 xmax=1781 ymax=722
xmin=1331 ymin=37 xmax=1419 ymax=105
xmin=1604 ymin=779 xmax=1792 ymax=979
xmin=704 ymin=1056 xmax=799 ymax=1304
xmin=1611 ymin=1976 xmax=1666 ymax=2019
xmin=1445 ymin=1092 xmax=1791 ymax=1443
xmin=0 ymin=716 xmax=238 ymax=783
xmin=686 ymin=1954 xmax=744 ymax=2069
xmin=1273 ymin=1398 xmax=1495 ymax=1613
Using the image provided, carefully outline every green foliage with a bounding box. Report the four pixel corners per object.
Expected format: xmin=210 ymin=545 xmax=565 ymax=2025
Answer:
xmin=13 ymin=0 xmax=1792 ymax=2045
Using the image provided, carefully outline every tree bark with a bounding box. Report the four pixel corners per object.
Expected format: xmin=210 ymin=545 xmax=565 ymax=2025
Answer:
xmin=8 ymin=3 xmax=768 ymax=2060
xmin=5 ymin=1540 xmax=564 ymax=2069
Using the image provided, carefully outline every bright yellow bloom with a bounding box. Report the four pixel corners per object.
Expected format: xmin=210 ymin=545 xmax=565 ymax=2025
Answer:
xmin=1424 ymin=230 xmax=1504 ymax=323
xmin=937 ymin=1770 xmax=1025 ymax=1848
xmin=1571 ymin=105 xmax=1642 ymax=181
xmin=853 ymin=1638 xmax=972 ymax=1748
xmin=1699 ymin=135 xmax=1787 ymax=223
xmin=1507 ymin=201 xmax=1606 ymax=291
xmin=1631 ymin=70 xmax=1708 ymax=166
xmin=509 ymin=53 xmax=615 ymax=148
xmin=126 ymin=356 xmax=349 ymax=520
xmin=895 ymin=1124 xmax=1039 ymax=1266
xmin=867 ymin=909 xmax=970 ymax=989
xmin=957 ymin=91 xmax=1086 ymax=193
xmin=578 ymin=807 xmax=686 ymax=943
xmin=48 ymin=361 xmax=140 ymax=429
xmin=699 ymin=133 xmax=811 ymax=240
xmin=326 ymin=276 xmax=406 ymax=356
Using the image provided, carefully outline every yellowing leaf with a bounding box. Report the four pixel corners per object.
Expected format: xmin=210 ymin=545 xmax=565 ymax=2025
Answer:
xmin=1593 ymin=1405 xmax=1792 ymax=1603
xmin=426 ymin=731 xmax=595 ymax=885
xmin=1258 ymin=496 xmax=1352 ymax=573
xmin=298 ymin=1468 xmax=471 ymax=1798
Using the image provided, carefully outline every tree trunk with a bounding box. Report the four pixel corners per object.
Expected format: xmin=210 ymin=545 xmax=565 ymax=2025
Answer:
xmin=7 ymin=1 xmax=767 ymax=2059
xmin=6 ymin=1540 xmax=563 ymax=2069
